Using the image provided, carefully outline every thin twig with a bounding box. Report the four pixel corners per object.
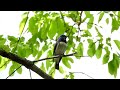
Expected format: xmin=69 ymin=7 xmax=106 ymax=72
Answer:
xmin=67 ymin=23 xmax=76 ymax=37
xmin=78 ymin=11 xmax=83 ymax=26
xmin=84 ymin=21 xmax=103 ymax=28
xmin=69 ymin=72 xmax=94 ymax=79
xmin=29 ymin=69 xmax=32 ymax=79
xmin=6 ymin=65 xmax=22 ymax=79
xmin=33 ymin=52 xmax=77 ymax=63
xmin=77 ymin=11 xmax=83 ymax=40
xmin=33 ymin=52 xmax=89 ymax=63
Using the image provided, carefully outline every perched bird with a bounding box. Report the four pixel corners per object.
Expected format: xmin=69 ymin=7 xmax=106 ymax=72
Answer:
xmin=53 ymin=35 xmax=67 ymax=70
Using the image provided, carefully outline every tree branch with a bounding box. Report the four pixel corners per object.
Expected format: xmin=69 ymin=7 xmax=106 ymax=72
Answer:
xmin=33 ymin=52 xmax=77 ymax=63
xmin=0 ymin=49 xmax=53 ymax=79
xmin=77 ymin=11 xmax=83 ymax=41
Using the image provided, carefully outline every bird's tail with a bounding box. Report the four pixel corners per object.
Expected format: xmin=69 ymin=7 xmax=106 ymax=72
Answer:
xmin=55 ymin=63 xmax=59 ymax=70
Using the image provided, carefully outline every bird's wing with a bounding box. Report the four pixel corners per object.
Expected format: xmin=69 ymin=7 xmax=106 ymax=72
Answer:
xmin=53 ymin=41 xmax=58 ymax=56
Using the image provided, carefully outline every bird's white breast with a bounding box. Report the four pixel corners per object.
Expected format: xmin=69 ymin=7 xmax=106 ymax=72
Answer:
xmin=55 ymin=42 xmax=67 ymax=55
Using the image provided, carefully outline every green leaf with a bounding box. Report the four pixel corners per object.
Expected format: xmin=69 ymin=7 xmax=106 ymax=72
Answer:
xmin=81 ymin=30 xmax=92 ymax=37
xmin=2 ymin=45 xmax=10 ymax=52
xmin=28 ymin=17 xmax=38 ymax=35
xmin=62 ymin=57 xmax=71 ymax=69
xmin=113 ymin=53 xmax=119 ymax=68
xmin=67 ymin=57 xmax=74 ymax=63
xmin=118 ymin=12 xmax=120 ymax=23
xmin=8 ymin=36 xmax=18 ymax=42
xmin=27 ymin=34 xmax=37 ymax=45
xmin=48 ymin=18 xmax=57 ymax=39
xmin=24 ymin=44 xmax=32 ymax=57
xmin=0 ymin=56 xmax=1 ymax=65
xmin=64 ymin=74 xmax=69 ymax=79
xmin=36 ymin=51 xmax=42 ymax=59
xmin=103 ymin=54 xmax=110 ymax=64
xmin=113 ymin=53 xmax=120 ymax=78
xmin=0 ymin=35 xmax=3 ymax=38
xmin=17 ymin=67 xmax=22 ymax=74
xmin=95 ymin=27 xmax=103 ymax=38
xmin=113 ymin=11 xmax=117 ymax=14
xmin=59 ymin=66 xmax=64 ymax=74
xmin=69 ymin=72 xmax=74 ymax=79
xmin=19 ymin=16 xmax=28 ymax=35
xmin=49 ymin=67 xmax=55 ymax=77
xmin=87 ymin=16 xmax=94 ymax=29
xmin=0 ymin=37 xmax=6 ymax=46
xmin=114 ymin=40 xmax=120 ymax=50
xmin=98 ymin=12 xmax=104 ymax=22
xmin=106 ymin=18 xmax=109 ymax=24
xmin=67 ymin=11 xmax=79 ymax=22
xmin=84 ymin=11 xmax=91 ymax=18
xmin=56 ymin=18 xmax=65 ymax=35
xmin=0 ymin=58 xmax=9 ymax=71
xmin=103 ymin=46 xmax=110 ymax=64
xmin=9 ymin=65 xmax=15 ymax=76
xmin=17 ymin=44 xmax=26 ymax=57
xmin=72 ymin=27 xmax=77 ymax=33
xmin=87 ymin=39 xmax=93 ymax=43
xmin=38 ymin=18 xmax=50 ymax=41
xmin=108 ymin=53 xmax=119 ymax=77
xmin=104 ymin=46 xmax=110 ymax=53
xmin=19 ymin=37 xmax=25 ymax=42
xmin=40 ymin=62 xmax=46 ymax=72
xmin=12 ymin=61 xmax=21 ymax=68
xmin=22 ymin=12 xmax=29 ymax=18
xmin=87 ymin=43 xmax=95 ymax=57
xmin=47 ymin=50 xmax=52 ymax=57
xmin=106 ymin=38 xmax=111 ymax=46
xmin=46 ymin=60 xmax=53 ymax=70
xmin=77 ymin=42 xmax=84 ymax=56
xmin=118 ymin=11 xmax=120 ymax=17
xmin=108 ymin=60 xmax=115 ymax=75
xmin=111 ymin=17 xmax=119 ymax=33
xmin=42 ymin=43 xmax=48 ymax=53
xmin=32 ymin=46 xmax=38 ymax=57
xmin=95 ymin=44 xmax=103 ymax=59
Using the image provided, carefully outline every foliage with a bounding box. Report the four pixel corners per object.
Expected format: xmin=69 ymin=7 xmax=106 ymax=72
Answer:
xmin=0 ymin=11 xmax=120 ymax=79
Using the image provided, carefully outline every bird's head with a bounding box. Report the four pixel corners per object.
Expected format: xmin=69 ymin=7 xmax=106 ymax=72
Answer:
xmin=58 ymin=35 xmax=67 ymax=43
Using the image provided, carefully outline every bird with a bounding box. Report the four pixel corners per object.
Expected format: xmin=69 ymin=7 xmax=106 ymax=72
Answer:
xmin=53 ymin=35 xmax=67 ymax=70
